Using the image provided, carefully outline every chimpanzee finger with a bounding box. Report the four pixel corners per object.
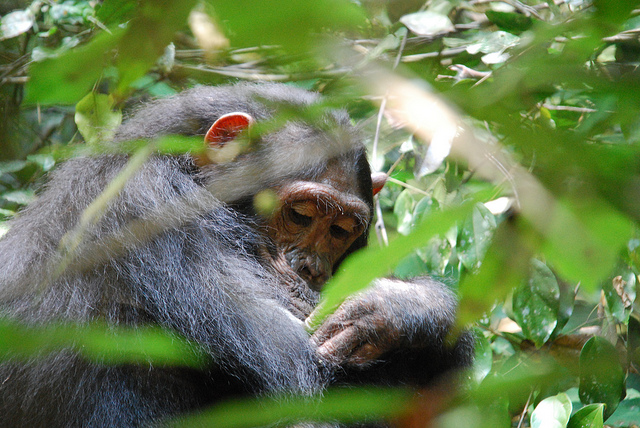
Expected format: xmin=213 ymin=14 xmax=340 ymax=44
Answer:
xmin=316 ymin=327 xmax=362 ymax=364
xmin=310 ymin=307 xmax=355 ymax=346
xmin=346 ymin=343 xmax=385 ymax=366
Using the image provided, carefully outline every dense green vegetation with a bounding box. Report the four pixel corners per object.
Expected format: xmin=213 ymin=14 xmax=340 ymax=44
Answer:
xmin=2 ymin=0 xmax=640 ymax=426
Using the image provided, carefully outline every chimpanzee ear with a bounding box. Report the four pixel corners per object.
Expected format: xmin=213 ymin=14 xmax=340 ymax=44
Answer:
xmin=371 ymin=172 xmax=388 ymax=196
xmin=205 ymin=112 xmax=254 ymax=147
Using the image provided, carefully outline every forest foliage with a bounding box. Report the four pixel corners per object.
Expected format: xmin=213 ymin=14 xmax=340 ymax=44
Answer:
xmin=2 ymin=0 xmax=640 ymax=426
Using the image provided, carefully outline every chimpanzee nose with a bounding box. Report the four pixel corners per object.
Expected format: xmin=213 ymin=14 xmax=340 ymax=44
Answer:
xmin=299 ymin=264 xmax=329 ymax=291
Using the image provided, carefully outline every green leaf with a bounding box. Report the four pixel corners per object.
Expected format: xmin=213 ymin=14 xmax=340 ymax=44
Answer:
xmin=457 ymin=203 xmax=497 ymax=271
xmin=208 ymin=0 xmax=365 ymax=54
xmin=25 ymin=29 xmax=124 ymax=105
xmin=604 ymin=398 xmax=640 ymax=426
xmin=171 ymin=387 xmax=412 ymax=428
xmin=579 ymin=337 xmax=625 ymax=419
xmin=541 ymin=198 xmax=634 ymax=292
xmin=472 ymin=330 xmax=493 ymax=384
xmin=530 ymin=393 xmax=572 ymax=428
xmin=512 ymin=259 xmax=560 ymax=348
xmin=1 ymin=190 xmax=35 ymax=205
xmin=485 ymin=11 xmax=533 ymax=34
xmin=567 ymin=404 xmax=604 ymax=428
xmin=0 ymin=318 xmax=204 ymax=367
xmin=75 ymin=93 xmax=122 ymax=146
xmin=96 ymin=0 xmax=138 ymax=26
xmin=593 ymin=0 xmax=640 ymax=25
xmin=393 ymin=189 xmax=415 ymax=235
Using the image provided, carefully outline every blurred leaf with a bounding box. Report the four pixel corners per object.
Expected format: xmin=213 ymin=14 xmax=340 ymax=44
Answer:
xmin=26 ymin=0 xmax=197 ymax=104
xmin=1 ymin=190 xmax=35 ymax=205
xmin=542 ymin=198 xmax=634 ymax=292
xmin=208 ymin=0 xmax=365 ymax=54
xmin=567 ymin=403 xmax=604 ymax=428
xmin=75 ymin=93 xmax=122 ymax=146
xmin=457 ymin=203 xmax=497 ymax=271
xmin=579 ymin=337 xmax=625 ymax=419
xmin=25 ymin=29 xmax=124 ymax=105
xmin=530 ymin=393 xmax=572 ymax=428
xmin=0 ymin=161 xmax=28 ymax=174
xmin=513 ymin=259 xmax=560 ymax=348
xmin=593 ymin=0 xmax=640 ymax=25
xmin=96 ymin=0 xmax=138 ymax=26
xmin=400 ymin=11 xmax=455 ymax=37
xmin=0 ymin=318 xmax=204 ymax=366
xmin=473 ymin=330 xmax=493 ymax=384
xmin=114 ymin=0 xmax=197 ymax=92
xmin=394 ymin=189 xmax=415 ymax=235
xmin=172 ymin=387 xmax=413 ymax=428
xmin=0 ymin=9 xmax=35 ymax=40
xmin=458 ymin=219 xmax=535 ymax=325
xmin=604 ymin=398 xmax=640 ymax=426
xmin=485 ymin=11 xmax=533 ymax=34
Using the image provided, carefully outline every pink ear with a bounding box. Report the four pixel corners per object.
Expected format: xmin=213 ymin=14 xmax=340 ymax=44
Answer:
xmin=205 ymin=112 xmax=254 ymax=147
xmin=371 ymin=172 xmax=388 ymax=196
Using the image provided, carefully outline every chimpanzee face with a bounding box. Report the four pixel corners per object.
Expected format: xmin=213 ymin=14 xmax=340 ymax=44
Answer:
xmin=266 ymin=159 xmax=370 ymax=291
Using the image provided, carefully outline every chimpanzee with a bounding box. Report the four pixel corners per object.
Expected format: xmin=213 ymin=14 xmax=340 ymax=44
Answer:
xmin=0 ymin=83 xmax=473 ymax=427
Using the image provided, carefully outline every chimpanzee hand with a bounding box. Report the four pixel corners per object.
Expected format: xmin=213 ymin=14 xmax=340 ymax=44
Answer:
xmin=311 ymin=277 xmax=457 ymax=368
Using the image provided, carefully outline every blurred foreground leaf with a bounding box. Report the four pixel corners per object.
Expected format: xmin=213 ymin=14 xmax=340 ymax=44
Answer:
xmin=0 ymin=318 xmax=204 ymax=366
xmin=579 ymin=337 xmax=625 ymax=419
xmin=171 ymin=387 xmax=412 ymax=428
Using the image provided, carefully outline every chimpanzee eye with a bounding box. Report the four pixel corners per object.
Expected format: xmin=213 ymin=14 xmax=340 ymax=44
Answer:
xmin=289 ymin=208 xmax=312 ymax=227
xmin=330 ymin=224 xmax=350 ymax=240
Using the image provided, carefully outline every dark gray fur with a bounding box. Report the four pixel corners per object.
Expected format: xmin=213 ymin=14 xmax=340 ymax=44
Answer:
xmin=0 ymin=83 xmax=472 ymax=427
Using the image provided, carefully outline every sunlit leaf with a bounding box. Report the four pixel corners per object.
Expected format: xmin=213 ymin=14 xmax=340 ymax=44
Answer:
xmin=75 ymin=93 xmax=122 ymax=146
xmin=400 ymin=11 xmax=455 ymax=37
xmin=0 ymin=9 xmax=35 ymax=40
xmin=579 ymin=337 xmax=625 ymax=419
xmin=530 ymin=393 xmax=572 ymax=428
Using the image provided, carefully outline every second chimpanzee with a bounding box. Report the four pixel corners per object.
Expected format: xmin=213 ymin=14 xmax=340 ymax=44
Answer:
xmin=0 ymin=83 xmax=473 ymax=427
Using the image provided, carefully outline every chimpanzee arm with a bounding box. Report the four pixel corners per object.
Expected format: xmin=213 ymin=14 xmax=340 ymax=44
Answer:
xmin=312 ymin=277 xmax=473 ymax=385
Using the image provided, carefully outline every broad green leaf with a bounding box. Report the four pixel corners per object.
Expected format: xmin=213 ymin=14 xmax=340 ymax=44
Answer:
xmin=530 ymin=393 xmax=572 ymax=428
xmin=579 ymin=337 xmax=625 ymax=419
xmin=541 ymin=198 xmax=634 ymax=292
xmin=513 ymin=259 xmax=560 ymax=348
xmin=172 ymin=387 xmax=412 ymax=428
xmin=457 ymin=203 xmax=496 ymax=271
xmin=208 ymin=0 xmax=365 ymax=54
xmin=567 ymin=404 xmax=604 ymax=428
xmin=75 ymin=93 xmax=122 ymax=146
xmin=593 ymin=0 xmax=640 ymax=25
xmin=307 ymin=202 xmax=475 ymax=330
xmin=485 ymin=11 xmax=533 ymax=34
xmin=96 ymin=0 xmax=138 ymax=26
xmin=25 ymin=29 xmax=124 ymax=105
